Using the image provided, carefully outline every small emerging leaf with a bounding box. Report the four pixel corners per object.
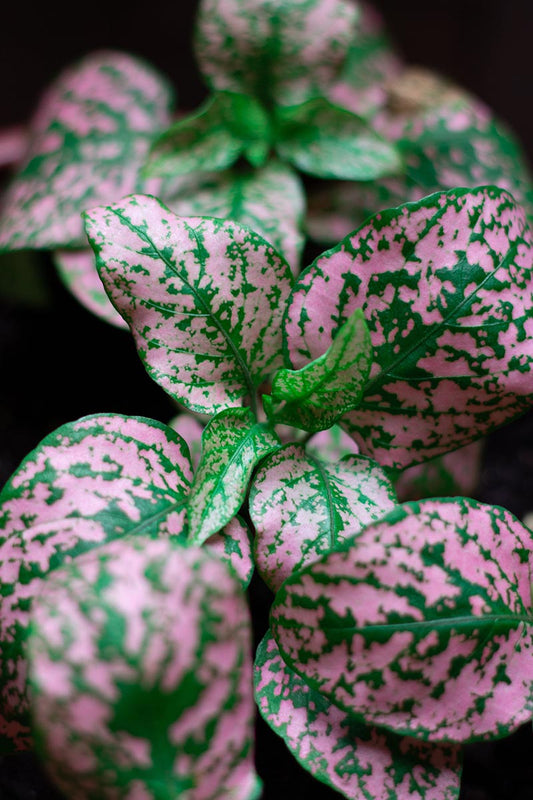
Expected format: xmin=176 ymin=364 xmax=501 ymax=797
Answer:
xmin=0 ymin=414 xmax=192 ymax=752
xmin=250 ymin=444 xmax=396 ymax=591
xmin=28 ymin=538 xmax=260 ymax=800
xmin=255 ymin=632 xmax=461 ymax=800
xmin=266 ymin=308 xmax=372 ymax=432
xmin=276 ymin=98 xmax=402 ymax=180
xmin=146 ymin=92 xmax=270 ymax=179
xmin=84 ymin=195 xmax=293 ymax=415
xmin=272 ymin=497 xmax=533 ymax=742
xmin=188 ymin=408 xmax=280 ymax=546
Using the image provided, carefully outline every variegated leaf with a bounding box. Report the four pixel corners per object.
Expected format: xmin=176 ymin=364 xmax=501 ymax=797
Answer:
xmin=169 ymin=413 xmax=205 ymax=472
xmin=0 ymin=52 xmax=173 ymax=251
xmin=195 ymin=0 xmax=359 ymax=107
xmin=54 ymin=249 xmax=128 ymax=328
xmin=207 ymin=515 xmax=254 ymax=588
xmin=28 ymin=538 xmax=260 ymax=800
xmin=395 ymin=440 xmax=483 ymax=502
xmin=308 ymin=70 xmax=533 ymax=243
xmin=276 ymin=98 xmax=402 ymax=180
xmin=285 ymin=187 xmax=533 ymax=470
xmin=188 ymin=408 xmax=280 ymax=546
xmin=83 ymin=195 xmax=294 ymax=414
xmin=306 ymin=425 xmax=359 ymax=463
xmin=255 ymin=632 xmax=461 ymax=800
xmin=166 ymin=160 xmax=305 ymax=270
xmin=249 ymin=444 xmax=396 ymax=591
xmin=0 ymin=413 xmax=192 ymax=752
xmin=265 ymin=308 xmax=372 ymax=432
xmin=271 ymin=497 xmax=533 ymax=742
xmin=327 ymin=1 xmax=403 ymax=118
xmin=146 ymin=91 xmax=270 ymax=178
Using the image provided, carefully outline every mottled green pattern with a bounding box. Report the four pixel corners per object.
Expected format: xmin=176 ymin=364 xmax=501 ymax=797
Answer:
xmin=195 ymin=0 xmax=359 ymax=107
xmin=188 ymin=408 xmax=280 ymax=546
xmin=28 ymin=538 xmax=260 ymax=800
xmin=266 ymin=308 xmax=372 ymax=432
xmin=146 ymin=92 xmax=271 ymax=178
xmin=276 ymin=98 xmax=402 ymax=180
xmin=84 ymin=195 xmax=293 ymax=414
xmin=255 ymin=632 xmax=461 ymax=800
xmin=166 ymin=160 xmax=305 ymax=270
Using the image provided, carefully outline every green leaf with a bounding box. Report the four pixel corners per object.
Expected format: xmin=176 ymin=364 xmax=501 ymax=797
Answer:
xmin=194 ymin=0 xmax=359 ymax=107
xmin=266 ymin=308 xmax=372 ymax=432
xmin=249 ymin=444 xmax=397 ymax=592
xmin=145 ymin=91 xmax=270 ymax=178
xmin=187 ymin=408 xmax=280 ymax=546
xmin=275 ymin=98 xmax=402 ymax=180
xmin=0 ymin=52 xmax=173 ymax=251
xmin=255 ymin=632 xmax=462 ymax=800
xmin=83 ymin=195 xmax=294 ymax=415
xmin=166 ymin=159 xmax=305 ymax=270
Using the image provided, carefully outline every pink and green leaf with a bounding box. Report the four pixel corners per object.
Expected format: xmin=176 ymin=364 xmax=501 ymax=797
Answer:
xmin=285 ymin=187 xmax=533 ymax=470
xmin=166 ymin=160 xmax=305 ymax=271
xmin=0 ymin=413 xmax=192 ymax=752
xmin=83 ymin=195 xmax=294 ymax=415
xmin=306 ymin=425 xmax=359 ymax=463
xmin=145 ymin=92 xmax=270 ymax=178
xmin=169 ymin=413 xmax=205 ymax=472
xmin=54 ymin=249 xmax=128 ymax=328
xmin=187 ymin=408 xmax=280 ymax=546
xmin=0 ymin=51 xmax=173 ymax=251
xmin=276 ymin=98 xmax=402 ymax=180
xmin=255 ymin=632 xmax=461 ymax=800
xmin=194 ymin=0 xmax=359 ymax=107
xmin=265 ymin=308 xmax=372 ymax=432
xmin=249 ymin=444 xmax=397 ymax=592
xmin=395 ymin=440 xmax=483 ymax=502
xmin=271 ymin=497 xmax=533 ymax=743
xmin=207 ymin=515 xmax=254 ymax=588
xmin=27 ymin=538 xmax=260 ymax=800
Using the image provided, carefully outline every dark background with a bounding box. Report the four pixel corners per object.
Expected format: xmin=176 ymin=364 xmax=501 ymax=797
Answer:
xmin=1 ymin=1 xmax=533 ymax=798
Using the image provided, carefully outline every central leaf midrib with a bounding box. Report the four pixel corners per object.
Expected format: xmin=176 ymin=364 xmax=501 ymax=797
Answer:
xmin=308 ymin=455 xmax=337 ymax=549
xmin=111 ymin=209 xmax=257 ymax=405
xmin=319 ymin=612 xmax=533 ymax=635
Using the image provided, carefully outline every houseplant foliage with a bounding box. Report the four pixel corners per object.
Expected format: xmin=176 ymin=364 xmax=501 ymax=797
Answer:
xmin=0 ymin=1 xmax=533 ymax=799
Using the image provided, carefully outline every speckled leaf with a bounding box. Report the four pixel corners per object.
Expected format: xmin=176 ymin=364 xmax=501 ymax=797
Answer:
xmin=166 ymin=160 xmax=305 ymax=270
xmin=207 ymin=515 xmax=254 ymax=588
xmin=83 ymin=194 xmax=294 ymax=414
xmin=327 ymin=1 xmax=403 ymax=118
xmin=188 ymin=408 xmax=280 ymax=546
xmin=285 ymin=187 xmax=533 ymax=470
xmin=272 ymin=497 xmax=533 ymax=742
xmin=255 ymin=632 xmax=461 ymax=800
xmin=27 ymin=537 xmax=260 ymax=800
xmin=250 ymin=444 xmax=396 ymax=592
xmin=0 ymin=51 xmax=173 ymax=251
xmin=195 ymin=0 xmax=359 ymax=107
xmin=0 ymin=413 xmax=192 ymax=752
xmin=308 ymin=70 xmax=533 ymax=243
xmin=395 ymin=440 xmax=483 ymax=502
xmin=54 ymin=249 xmax=128 ymax=328
xmin=146 ymin=91 xmax=270 ymax=178
xmin=265 ymin=308 xmax=372 ymax=432
xmin=276 ymin=98 xmax=402 ymax=180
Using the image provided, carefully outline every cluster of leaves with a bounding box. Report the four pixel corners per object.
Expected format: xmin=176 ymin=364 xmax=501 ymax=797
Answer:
xmin=0 ymin=1 xmax=533 ymax=799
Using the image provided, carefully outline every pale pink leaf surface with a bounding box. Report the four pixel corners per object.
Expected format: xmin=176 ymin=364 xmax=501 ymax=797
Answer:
xmin=207 ymin=516 xmax=254 ymax=588
xmin=54 ymin=249 xmax=128 ymax=328
xmin=0 ymin=125 xmax=29 ymax=169
xmin=255 ymin=632 xmax=461 ymax=800
xmin=306 ymin=425 xmax=359 ymax=463
xmin=285 ymin=187 xmax=533 ymax=470
xmin=395 ymin=440 xmax=483 ymax=502
xmin=168 ymin=413 xmax=205 ymax=472
xmin=84 ymin=195 xmax=293 ymax=414
xmin=195 ymin=0 xmax=359 ymax=107
xmin=165 ymin=160 xmax=305 ymax=271
xmin=187 ymin=408 xmax=280 ymax=546
xmin=0 ymin=413 xmax=192 ymax=752
xmin=27 ymin=537 xmax=260 ymax=800
xmin=249 ymin=444 xmax=397 ymax=592
xmin=0 ymin=52 xmax=173 ymax=251
xmin=271 ymin=497 xmax=533 ymax=742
